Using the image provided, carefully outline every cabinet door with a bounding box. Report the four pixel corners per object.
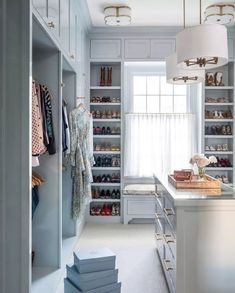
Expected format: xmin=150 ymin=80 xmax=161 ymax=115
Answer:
xmin=150 ymin=39 xmax=175 ymax=60
xmin=69 ymin=2 xmax=76 ymax=61
xmin=32 ymin=0 xmax=47 ymax=21
xmin=124 ymin=39 xmax=150 ymax=59
xmin=47 ymin=0 xmax=60 ymax=37
xmin=228 ymin=39 xmax=234 ymax=60
xmin=60 ymin=0 xmax=70 ymax=53
xmin=90 ymin=40 xmax=121 ymax=59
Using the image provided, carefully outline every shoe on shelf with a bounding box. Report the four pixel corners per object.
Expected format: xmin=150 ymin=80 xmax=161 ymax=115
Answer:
xmin=222 ymin=144 xmax=228 ymax=151
xmin=106 ymin=190 xmax=111 ymax=198
xmin=226 ymin=125 xmax=232 ymax=135
xmin=105 ymin=143 xmax=111 ymax=151
xmin=107 ymin=110 xmax=112 ymax=119
xmin=106 ymin=174 xmax=111 ymax=182
xmin=94 ymin=144 xmax=101 ymax=151
xmin=209 ymin=145 xmax=216 ymax=151
xmin=111 ymin=97 xmax=117 ymax=103
xmin=106 ymin=127 xmax=111 ymax=135
xmin=111 ymin=111 xmax=117 ymax=119
xmin=215 ymin=175 xmax=223 ymax=182
xmin=101 ymin=175 xmax=107 ymax=182
xmin=110 ymin=127 xmax=115 ymax=135
xmin=100 ymin=189 xmax=105 ymax=198
xmin=221 ymin=175 xmax=229 ymax=184
xmin=101 ymin=110 xmax=106 ymax=119
xmin=100 ymin=143 xmax=106 ymax=151
xmin=111 ymin=189 xmax=116 ymax=199
xmin=116 ymin=190 xmax=120 ymax=199
xmin=95 ymin=110 xmax=100 ymax=119
xmin=95 ymin=188 xmax=100 ymax=198
xmin=102 ymin=127 xmax=106 ymax=135
xmin=216 ymin=145 xmax=222 ymax=151
xmin=115 ymin=127 xmax=121 ymax=135
xmin=205 ymin=145 xmax=210 ymax=151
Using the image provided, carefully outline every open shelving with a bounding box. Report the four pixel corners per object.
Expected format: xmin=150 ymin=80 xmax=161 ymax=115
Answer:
xmin=88 ymin=61 xmax=122 ymax=222
xmin=202 ymin=60 xmax=235 ymax=186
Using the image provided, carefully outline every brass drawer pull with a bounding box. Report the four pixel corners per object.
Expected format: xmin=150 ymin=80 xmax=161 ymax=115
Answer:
xmin=163 ymin=259 xmax=173 ymax=271
xmin=155 ymin=191 xmax=162 ymax=198
xmin=155 ymin=213 xmax=162 ymax=219
xmin=164 ymin=208 xmax=175 ymax=216
xmin=48 ymin=21 xmax=55 ymax=28
xmin=155 ymin=233 xmax=162 ymax=240
xmin=163 ymin=234 xmax=175 ymax=243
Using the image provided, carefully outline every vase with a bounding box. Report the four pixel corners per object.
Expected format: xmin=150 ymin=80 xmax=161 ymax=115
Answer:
xmin=198 ymin=166 xmax=205 ymax=179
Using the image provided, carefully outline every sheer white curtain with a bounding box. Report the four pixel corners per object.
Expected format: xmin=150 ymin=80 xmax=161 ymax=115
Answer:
xmin=124 ymin=113 xmax=196 ymax=177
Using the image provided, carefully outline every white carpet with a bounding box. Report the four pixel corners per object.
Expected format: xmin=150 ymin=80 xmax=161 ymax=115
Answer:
xmin=57 ymin=223 xmax=169 ymax=293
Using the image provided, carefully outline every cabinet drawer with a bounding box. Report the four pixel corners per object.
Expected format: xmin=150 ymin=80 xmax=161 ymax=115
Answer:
xmin=164 ymin=221 xmax=176 ymax=259
xmin=127 ymin=199 xmax=155 ymax=215
xmin=164 ymin=244 xmax=176 ymax=292
xmin=90 ymin=39 xmax=121 ymax=59
xmin=155 ymin=220 xmax=165 ymax=261
xmin=164 ymin=197 xmax=176 ymax=230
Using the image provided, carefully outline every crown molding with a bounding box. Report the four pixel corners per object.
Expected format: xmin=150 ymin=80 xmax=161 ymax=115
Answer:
xmin=88 ymin=25 xmax=235 ymax=39
xmin=88 ymin=26 xmax=182 ymax=38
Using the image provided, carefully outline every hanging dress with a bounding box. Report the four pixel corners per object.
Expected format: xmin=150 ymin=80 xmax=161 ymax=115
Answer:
xmin=69 ymin=106 xmax=94 ymax=218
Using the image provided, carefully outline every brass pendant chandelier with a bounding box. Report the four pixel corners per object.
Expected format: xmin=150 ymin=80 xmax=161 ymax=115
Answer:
xmin=176 ymin=0 xmax=228 ymax=70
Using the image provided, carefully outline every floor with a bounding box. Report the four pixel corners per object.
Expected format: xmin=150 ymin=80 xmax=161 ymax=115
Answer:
xmin=56 ymin=223 xmax=169 ymax=293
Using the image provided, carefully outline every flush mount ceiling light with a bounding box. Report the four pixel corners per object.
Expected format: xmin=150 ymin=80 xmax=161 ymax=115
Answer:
xmin=176 ymin=0 xmax=228 ymax=70
xmin=204 ymin=4 xmax=235 ymax=25
xmin=166 ymin=0 xmax=204 ymax=84
xmin=104 ymin=6 xmax=131 ymax=26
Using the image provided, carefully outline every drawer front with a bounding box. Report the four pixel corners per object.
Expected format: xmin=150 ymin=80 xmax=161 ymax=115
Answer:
xmin=165 ymin=244 xmax=176 ymax=290
xmin=164 ymin=196 xmax=176 ymax=230
xmin=164 ymin=221 xmax=176 ymax=259
xmin=155 ymin=220 xmax=165 ymax=261
xmin=127 ymin=199 xmax=155 ymax=215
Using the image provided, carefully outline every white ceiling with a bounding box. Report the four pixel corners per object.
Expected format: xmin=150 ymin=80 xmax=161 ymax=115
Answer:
xmin=86 ymin=0 xmax=235 ymax=27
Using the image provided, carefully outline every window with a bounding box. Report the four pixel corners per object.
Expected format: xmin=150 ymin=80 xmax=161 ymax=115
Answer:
xmin=124 ymin=62 xmax=198 ymax=178
xmin=132 ymin=75 xmax=187 ymax=113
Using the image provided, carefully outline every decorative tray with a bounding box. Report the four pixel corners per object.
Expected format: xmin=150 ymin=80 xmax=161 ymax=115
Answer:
xmin=168 ymin=174 xmax=221 ymax=189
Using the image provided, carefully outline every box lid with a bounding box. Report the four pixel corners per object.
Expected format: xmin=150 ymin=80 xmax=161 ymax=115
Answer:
xmin=64 ymin=278 xmax=121 ymax=293
xmin=66 ymin=265 xmax=118 ymax=282
xmin=73 ymin=248 xmax=116 ymax=265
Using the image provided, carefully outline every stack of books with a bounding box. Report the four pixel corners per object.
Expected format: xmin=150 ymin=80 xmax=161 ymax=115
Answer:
xmin=64 ymin=248 xmax=121 ymax=293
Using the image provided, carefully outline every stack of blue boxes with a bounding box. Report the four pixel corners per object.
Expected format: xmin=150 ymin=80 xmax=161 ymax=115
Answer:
xmin=64 ymin=248 xmax=121 ymax=293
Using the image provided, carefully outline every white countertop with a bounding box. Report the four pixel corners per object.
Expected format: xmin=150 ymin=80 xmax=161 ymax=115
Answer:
xmin=156 ymin=175 xmax=235 ymax=206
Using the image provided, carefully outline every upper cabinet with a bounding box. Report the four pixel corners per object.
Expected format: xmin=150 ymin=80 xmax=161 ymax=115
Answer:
xmin=150 ymin=39 xmax=175 ymax=59
xmin=228 ymin=38 xmax=234 ymax=60
xmin=60 ymin=0 xmax=70 ymax=53
xmin=124 ymin=39 xmax=175 ymax=60
xmin=90 ymin=39 xmax=121 ymax=59
xmin=69 ymin=0 xmax=77 ymax=62
xmin=33 ymin=0 xmax=60 ymax=38
xmin=124 ymin=39 xmax=150 ymax=59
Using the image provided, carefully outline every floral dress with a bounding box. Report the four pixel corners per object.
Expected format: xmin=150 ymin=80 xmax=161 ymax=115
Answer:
xmin=69 ymin=106 xmax=94 ymax=218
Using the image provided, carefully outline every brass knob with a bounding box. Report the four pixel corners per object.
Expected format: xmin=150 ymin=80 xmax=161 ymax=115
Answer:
xmin=48 ymin=21 xmax=55 ymax=28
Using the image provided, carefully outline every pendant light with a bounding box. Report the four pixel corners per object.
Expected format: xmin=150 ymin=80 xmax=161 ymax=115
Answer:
xmin=176 ymin=0 xmax=228 ymax=70
xmin=166 ymin=0 xmax=204 ymax=84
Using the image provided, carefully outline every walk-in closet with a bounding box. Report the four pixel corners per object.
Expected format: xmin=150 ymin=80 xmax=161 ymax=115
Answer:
xmin=2 ymin=1 xmax=235 ymax=293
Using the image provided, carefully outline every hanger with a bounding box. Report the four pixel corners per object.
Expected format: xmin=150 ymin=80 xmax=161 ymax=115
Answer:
xmin=32 ymin=171 xmax=45 ymax=187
